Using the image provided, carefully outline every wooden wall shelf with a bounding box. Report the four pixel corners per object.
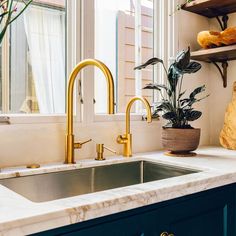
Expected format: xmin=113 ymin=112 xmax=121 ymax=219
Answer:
xmin=191 ymin=45 xmax=236 ymax=63
xmin=182 ymin=0 xmax=236 ymax=88
xmin=190 ymin=45 xmax=236 ymax=88
xmin=182 ymin=0 xmax=236 ymax=18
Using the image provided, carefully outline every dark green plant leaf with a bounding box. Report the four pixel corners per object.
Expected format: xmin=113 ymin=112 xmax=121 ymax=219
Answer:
xmin=180 ymin=98 xmax=190 ymax=106
xmin=143 ymin=83 xmax=167 ymax=91
xmin=190 ymin=85 xmax=206 ymax=99
xmin=186 ymin=110 xmax=202 ymax=121
xmin=157 ymin=101 xmax=174 ymax=112
xmin=177 ymin=108 xmax=186 ymax=120
xmin=188 ymin=99 xmax=197 ymax=107
xmin=180 ymin=98 xmax=198 ymax=107
xmin=134 ymin=57 xmax=163 ymax=70
xmin=182 ymin=61 xmax=202 ymax=74
xmin=175 ymin=46 xmax=190 ymax=71
xmin=143 ymin=84 xmax=160 ymax=91
xmin=163 ymin=122 xmax=192 ymax=129
xmin=151 ymin=110 xmax=160 ymax=119
xmin=178 ymin=90 xmax=186 ymax=99
xmin=168 ymin=64 xmax=180 ymax=91
xmin=162 ymin=112 xmax=177 ymax=120
xmin=143 ymin=83 xmax=173 ymax=97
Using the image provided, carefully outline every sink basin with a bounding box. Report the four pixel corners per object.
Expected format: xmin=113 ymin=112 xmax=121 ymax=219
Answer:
xmin=0 ymin=161 xmax=199 ymax=202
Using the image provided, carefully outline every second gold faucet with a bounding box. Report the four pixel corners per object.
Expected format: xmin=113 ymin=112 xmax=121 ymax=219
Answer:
xmin=117 ymin=96 xmax=152 ymax=157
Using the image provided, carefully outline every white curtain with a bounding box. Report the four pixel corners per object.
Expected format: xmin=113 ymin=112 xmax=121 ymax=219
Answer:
xmin=24 ymin=5 xmax=65 ymax=114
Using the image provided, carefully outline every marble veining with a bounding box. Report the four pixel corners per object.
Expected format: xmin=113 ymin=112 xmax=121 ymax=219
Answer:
xmin=0 ymin=146 xmax=236 ymax=235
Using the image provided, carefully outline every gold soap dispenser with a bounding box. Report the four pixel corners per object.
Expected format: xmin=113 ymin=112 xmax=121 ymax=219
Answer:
xmin=96 ymin=143 xmax=116 ymax=161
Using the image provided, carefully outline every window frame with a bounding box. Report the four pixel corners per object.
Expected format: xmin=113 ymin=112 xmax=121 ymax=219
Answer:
xmin=82 ymin=0 xmax=163 ymax=123
xmin=0 ymin=0 xmax=173 ymax=125
xmin=0 ymin=0 xmax=78 ymax=124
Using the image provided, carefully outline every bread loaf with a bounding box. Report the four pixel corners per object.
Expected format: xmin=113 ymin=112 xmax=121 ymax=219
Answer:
xmin=198 ymin=27 xmax=236 ymax=49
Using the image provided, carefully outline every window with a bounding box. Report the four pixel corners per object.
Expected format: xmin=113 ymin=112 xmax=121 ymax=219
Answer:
xmin=0 ymin=0 xmax=166 ymax=122
xmin=1 ymin=0 xmax=66 ymax=114
xmin=93 ymin=0 xmax=154 ymax=114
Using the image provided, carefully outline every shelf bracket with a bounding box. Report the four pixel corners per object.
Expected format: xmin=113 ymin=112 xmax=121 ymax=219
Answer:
xmin=212 ymin=61 xmax=228 ymax=88
xmin=215 ymin=15 xmax=229 ymax=30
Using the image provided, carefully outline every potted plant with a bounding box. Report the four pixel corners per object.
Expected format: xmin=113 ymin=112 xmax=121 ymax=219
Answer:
xmin=134 ymin=47 xmax=208 ymax=156
xmin=0 ymin=0 xmax=32 ymax=44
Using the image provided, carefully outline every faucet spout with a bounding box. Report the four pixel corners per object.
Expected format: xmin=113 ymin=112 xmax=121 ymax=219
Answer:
xmin=117 ymin=96 xmax=152 ymax=157
xmin=125 ymin=96 xmax=152 ymax=134
xmin=65 ymin=59 xmax=115 ymax=164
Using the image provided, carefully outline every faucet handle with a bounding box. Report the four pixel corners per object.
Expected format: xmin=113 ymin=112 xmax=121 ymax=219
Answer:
xmin=117 ymin=134 xmax=128 ymax=144
xmin=104 ymin=145 xmax=116 ymax=155
xmin=74 ymin=139 xmax=92 ymax=149
xmin=95 ymin=144 xmax=116 ymax=161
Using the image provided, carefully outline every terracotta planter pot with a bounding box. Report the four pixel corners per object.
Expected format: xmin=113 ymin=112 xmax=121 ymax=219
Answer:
xmin=162 ymin=128 xmax=201 ymax=156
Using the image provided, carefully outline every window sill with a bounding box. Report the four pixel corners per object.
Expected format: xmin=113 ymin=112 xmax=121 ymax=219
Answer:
xmin=0 ymin=114 xmax=70 ymax=124
xmin=0 ymin=113 xmax=160 ymax=125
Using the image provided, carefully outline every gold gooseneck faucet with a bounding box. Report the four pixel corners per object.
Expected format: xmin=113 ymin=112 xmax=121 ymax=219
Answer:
xmin=65 ymin=59 xmax=115 ymax=164
xmin=117 ymin=96 xmax=152 ymax=157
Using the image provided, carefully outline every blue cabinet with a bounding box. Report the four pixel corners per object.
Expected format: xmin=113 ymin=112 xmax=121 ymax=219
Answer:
xmin=33 ymin=184 xmax=236 ymax=236
xmin=168 ymin=186 xmax=235 ymax=236
xmin=63 ymin=210 xmax=168 ymax=236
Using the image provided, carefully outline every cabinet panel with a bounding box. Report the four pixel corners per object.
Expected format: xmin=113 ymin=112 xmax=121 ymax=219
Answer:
xmin=168 ymin=186 xmax=235 ymax=236
xmin=63 ymin=208 xmax=169 ymax=236
xmin=171 ymin=207 xmax=226 ymax=236
xmin=34 ymin=184 xmax=236 ymax=236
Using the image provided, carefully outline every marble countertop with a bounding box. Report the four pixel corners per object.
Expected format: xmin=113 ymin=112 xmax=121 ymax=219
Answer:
xmin=1 ymin=146 xmax=236 ymax=235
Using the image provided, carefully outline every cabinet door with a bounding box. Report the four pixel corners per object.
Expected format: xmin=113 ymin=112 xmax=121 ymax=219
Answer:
xmin=63 ymin=208 xmax=169 ymax=236
xmin=168 ymin=186 xmax=235 ymax=236
xmin=34 ymin=185 xmax=236 ymax=236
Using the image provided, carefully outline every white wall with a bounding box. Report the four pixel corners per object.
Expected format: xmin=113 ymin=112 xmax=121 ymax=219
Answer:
xmin=0 ymin=120 xmax=162 ymax=167
xmin=208 ymin=13 xmax=236 ymax=145
xmin=178 ymin=10 xmax=211 ymax=146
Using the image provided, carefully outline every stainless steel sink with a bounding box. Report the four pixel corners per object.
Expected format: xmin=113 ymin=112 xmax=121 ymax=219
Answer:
xmin=0 ymin=161 xmax=198 ymax=203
